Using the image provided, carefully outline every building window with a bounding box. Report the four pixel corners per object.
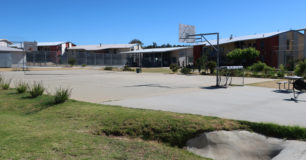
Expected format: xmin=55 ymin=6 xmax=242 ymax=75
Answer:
xmin=286 ymin=40 xmax=290 ymax=50
xmin=172 ymin=57 xmax=177 ymax=63
xmin=260 ymin=41 xmax=264 ymax=50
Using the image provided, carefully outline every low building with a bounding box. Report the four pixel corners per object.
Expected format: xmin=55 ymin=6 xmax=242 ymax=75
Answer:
xmin=66 ymin=44 xmax=141 ymax=66
xmin=68 ymin=43 xmax=141 ymax=54
xmin=37 ymin=41 xmax=76 ymax=56
xmin=121 ymin=47 xmax=193 ymax=67
xmin=194 ymin=30 xmax=305 ymax=67
xmin=0 ymin=39 xmax=25 ymax=68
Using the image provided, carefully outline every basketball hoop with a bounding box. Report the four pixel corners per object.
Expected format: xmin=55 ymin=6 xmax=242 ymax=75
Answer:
xmin=179 ymin=24 xmax=221 ymax=86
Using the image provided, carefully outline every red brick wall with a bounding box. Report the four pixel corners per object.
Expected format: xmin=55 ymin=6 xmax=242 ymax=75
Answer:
xmin=256 ymin=36 xmax=279 ymax=67
xmin=193 ymin=45 xmax=202 ymax=63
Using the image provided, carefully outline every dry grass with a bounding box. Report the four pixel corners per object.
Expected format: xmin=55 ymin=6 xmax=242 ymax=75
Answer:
xmin=247 ymin=79 xmax=285 ymax=89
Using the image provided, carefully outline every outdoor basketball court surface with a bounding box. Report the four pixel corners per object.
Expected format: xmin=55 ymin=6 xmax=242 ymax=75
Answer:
xmin=2 ymin=69 xmax=306 ymax=127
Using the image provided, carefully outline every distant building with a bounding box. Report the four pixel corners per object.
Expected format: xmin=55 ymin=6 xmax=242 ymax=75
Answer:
xmin=121 ymin=47 xmax=193 ymax=67
xmin=194 ymin=30 xmax=305 ymax=67
xmin=38 ymin=41 xmax=76 ymax=56
xmin=0 ymin=39 xmax=25 ymax=68
xmin=68 ymin=43 xmax=141 ymax=54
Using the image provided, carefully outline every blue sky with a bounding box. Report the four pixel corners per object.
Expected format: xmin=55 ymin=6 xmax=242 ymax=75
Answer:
xmin=0 ymin=0 xmax=305 ymax=45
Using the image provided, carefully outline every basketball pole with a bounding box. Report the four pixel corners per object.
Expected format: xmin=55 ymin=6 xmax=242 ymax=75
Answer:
xmin=216 ymin=33 xmax=220 ymax=87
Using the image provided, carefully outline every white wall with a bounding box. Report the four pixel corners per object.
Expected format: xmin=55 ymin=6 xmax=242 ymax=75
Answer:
xmin=0 ymin=41 xmax=9 ymax=47
xmin=0 ymin=52 xmax=26 ymax=68
xmin=0 ymin=53 xmax=12 ymax=67
xmin=11 ymin=52 xmax=26 ymax=68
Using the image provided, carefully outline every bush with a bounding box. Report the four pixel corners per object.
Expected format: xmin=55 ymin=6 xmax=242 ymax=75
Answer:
xmin=277 ymin=64 xmax=285 ymax=78
xmin=169 ymin=64 xmax=180 ymax=72
xmin=54 ymin=88 xmax=72 ymax=104
xmin=82 ymin=64 xmax=87 ymax=67
xmin=68 ymin=58 xmax=76 ymax=67
xmin=0 ymin=74 xmax=3 ymax=84
xmin=15 ymin=81 xmax=28 ymax=93
xmin=248 ymin=61 xmax=272 ymax=72
xmin=227 ymin=47 xmax=260 ymax=66
xmin=1 ymin=79 xmax=11 ymax=90
xmin=294 ymin=60 xmax=306 ymax=78
xmin=206 ymin=61 xmax=216 ymax=74
xmin=180 ymin=67 xmax=191 ymax=74
xmin=195 ymin=55 xmax=207 ymax=73
xmin=104 ymin=67 xmax=113 ymax=71
xmin=123 ymin=65 xmax=134 ymax=71
xmin=29 ymin=82 xmax=45 ymax=98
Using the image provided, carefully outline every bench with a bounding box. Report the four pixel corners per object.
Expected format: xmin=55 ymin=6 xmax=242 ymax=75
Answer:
xmin=277 ymin=81 xmax=287 ymax=90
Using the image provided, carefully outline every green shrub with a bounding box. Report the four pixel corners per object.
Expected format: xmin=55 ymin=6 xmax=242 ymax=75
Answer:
xmin=180 ymin=67 xmax=191 ymax=74
xmin=277 ymin=64 xmax=285 ymax=78
xmin=227 ymin=47 xmax=260 ymax=66
xmin=29 ymin=82 xmax=45 ymax=98
xmin=248 ymin=61 xmax=273 ymax=73
xmin=0 ymin=74 xmax=3 ymax=84
xmin=104 ymin=67 xmax=113 ymax=71
xmin=265 ymin=70 xmax=277 ymax=78
xmin=294 ymin=60 xmax=306 ymax=78
xmin=123 ymin=65 xmax=134 ymax=71
xmin=68 ymin=58 xmax=76 ymax=67
xmin=206 ymin=61 xmax=216 ymax=74
xmin=82 ymin=64 xmax=87 ymax=67
xmin=195 ymin=55 xmax=207 ymax=73
xmin=1 ymin=79 xmax=11 ymax=90
xmin=169 ymin=64 xmax=180 ymax=72
xmin=54 ymin=88 xmax=72 ymax=104
xmin=15 ymin=81 xmax=28 ymax=93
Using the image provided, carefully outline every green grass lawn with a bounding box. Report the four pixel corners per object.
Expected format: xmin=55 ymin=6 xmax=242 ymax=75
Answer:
xmin=1 ymin=88 xmax=306 ymax=160
xmin=0 ymin=89 xmax=216 ymax=160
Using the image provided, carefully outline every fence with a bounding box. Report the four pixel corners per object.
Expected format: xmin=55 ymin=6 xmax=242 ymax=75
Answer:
xmin=26 ymin=51 xmax=130 ymax=66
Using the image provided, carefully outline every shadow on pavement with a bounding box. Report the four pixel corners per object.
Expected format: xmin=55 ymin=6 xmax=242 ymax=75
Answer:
xmin=273 ymin=90 xmax=292 ymax=94
xmin=200 ymin=86 xmax=227 ymax=90
xmin=283 ymin=98 xmax=306 ymax=103
xmin=125 ymin=84 xmax=172 ymax=88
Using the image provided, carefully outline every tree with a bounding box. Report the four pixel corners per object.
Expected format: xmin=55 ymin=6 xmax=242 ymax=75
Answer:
xmin=295 ymin=59 xmax=306 ymax=78
xmin=195 ymin=55 xmax=207 ymax=73
xmin=129 ymin=39 xmax=143 ymax=46
xmin=227 ymin=47 xmax=260 ymax=66
xmin=206 ymin=61 xmax=217 ymax=74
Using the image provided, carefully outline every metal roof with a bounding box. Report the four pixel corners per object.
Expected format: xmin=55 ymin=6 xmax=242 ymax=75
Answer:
xmin=0 ymin=46 xmax=24 ymax=52
xmin=69 ymin=44 xmax=138 ymax=51
xmin=120 ymin=47 xmax=191 ymax=54
xmin=37 ymin=41 xmax=74 ymax=46
xmin=195 ymin=31 xmax=287 ymax=46
xmin=0 ymin=39 xmax=13 ymax=45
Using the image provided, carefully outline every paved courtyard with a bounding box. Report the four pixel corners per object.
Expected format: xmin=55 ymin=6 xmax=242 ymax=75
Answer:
xmin=2 ymin=69 xmax=306 ymax=127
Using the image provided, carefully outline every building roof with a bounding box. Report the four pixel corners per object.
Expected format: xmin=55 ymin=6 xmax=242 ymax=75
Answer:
xmin=195 ymin=31 xmax=287 ymax=46
xmin=120 ymin=47 xmax=191 ymax=54
xmin=0 ymin=46 xmax=24 ymax=52
xmin=37 ymin=41 xmax=74 ymax=47
xmin=69 ymin=44 xmax=138 ymax=51
xmin=0 ymin=39 xmax=13 ymax=45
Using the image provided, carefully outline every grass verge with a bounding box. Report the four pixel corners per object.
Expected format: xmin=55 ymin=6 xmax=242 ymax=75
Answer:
xmin=1 ymin=88 xmax=306 ymax=159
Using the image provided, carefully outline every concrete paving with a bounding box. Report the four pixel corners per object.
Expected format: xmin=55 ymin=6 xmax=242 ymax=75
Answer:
xmin=104 ymin=86 xmax=306 ymax=127
xmin=1 ymin=69 xmax=271 ymax=103
xmin=3 ymin=69 xmax=306 ymax=127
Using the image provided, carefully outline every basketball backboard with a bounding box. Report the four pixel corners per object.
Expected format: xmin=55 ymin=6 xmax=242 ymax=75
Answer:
xmin=24 ymin=41 xmax=37 ymax=52
xmin=179 ymin=24 xmax=196 ymax=43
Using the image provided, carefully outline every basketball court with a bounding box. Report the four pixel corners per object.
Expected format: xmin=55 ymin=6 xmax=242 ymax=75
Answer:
xmin=2 ymin=69 xmax=306 ymax=127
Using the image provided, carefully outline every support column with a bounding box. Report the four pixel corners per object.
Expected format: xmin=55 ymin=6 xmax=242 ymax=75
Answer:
xmin=304 ymin=30 xmax=306 ymax=59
